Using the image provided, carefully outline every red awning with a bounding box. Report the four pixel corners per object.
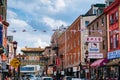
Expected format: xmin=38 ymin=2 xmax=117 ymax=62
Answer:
xmin=90 ymin=59 xmax=108 ymax=67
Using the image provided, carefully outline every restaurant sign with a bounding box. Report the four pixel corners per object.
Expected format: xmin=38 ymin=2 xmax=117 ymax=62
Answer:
xmin=88 ymin=53 xmax=103 ymax=59
xmin=108 ymin=50 xmax=120 ymax=59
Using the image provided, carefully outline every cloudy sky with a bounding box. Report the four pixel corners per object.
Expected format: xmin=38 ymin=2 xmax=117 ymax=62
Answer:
xmin=7 ymin=0 xmax=105 ymax=53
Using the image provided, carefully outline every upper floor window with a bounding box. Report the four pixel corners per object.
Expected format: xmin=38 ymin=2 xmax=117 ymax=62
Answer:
xmin=85 ymin=21 xmax=89 ymax=27
xmin=89 ymin=27 xmax=91 ymax=35
xmin=96 ymin=22 xmax=99 ymax=29
xmin=110 ymin=36 xmax=113 ymax=49
xmin=115 ymin=11 xmax=118 ymax=21
xmin=103 ymin=40 xmax=105 ymax=49
xmin=94 ymin=9 xmax=97 ymax=14
xmin=110 ymin=14 xmax=114 ymax=25
xmin=115 ymin=33 xmax=119 ymax=48
xmin=101 ymin=17 xmax=104 ymax=26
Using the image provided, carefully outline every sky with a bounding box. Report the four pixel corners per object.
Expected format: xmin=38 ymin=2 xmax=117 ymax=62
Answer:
xmin=7 ymin=0 xmax=105 ymax=53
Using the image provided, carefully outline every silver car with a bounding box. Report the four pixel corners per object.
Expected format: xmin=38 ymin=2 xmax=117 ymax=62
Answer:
xmin=41 ymin=76 xmax=53 ymax=80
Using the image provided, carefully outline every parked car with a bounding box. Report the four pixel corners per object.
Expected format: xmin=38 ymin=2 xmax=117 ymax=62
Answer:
xmin=26 ymin=74 xmax=37 ymax=80
xmin=63 ymin=76 xmax=74 ymax=80
xmin=36 ymin=75 xmax=41 ymax=80
xmin=41 ymin=76 xmax=53 ymax=80
xmin=72 ymin=78 xmax=85 ymax=80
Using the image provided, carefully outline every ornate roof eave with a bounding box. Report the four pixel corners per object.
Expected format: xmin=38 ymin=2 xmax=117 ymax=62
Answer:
xmin=21 ymin=48 xmax=44 ymax=53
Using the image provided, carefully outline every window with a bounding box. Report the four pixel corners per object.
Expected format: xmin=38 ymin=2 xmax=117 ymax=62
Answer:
xmin=113 ymin=35 xmax=116 ymax=48
xmin=110 ymin=14 xmax=114 ymax=25
xmin=116 ymin=34 xmax=119 ymax=48
xmin=92 ymin=25 xmax=95 ymax=33
xmin=113 ymin=34 xmax=119 ymax=49
xmin=92 ymin=25 xmax=94 ymax=31
xmin=94 ymin=9 xmax=97 ymax=14
xmin=115 ymin=11 xmax=118 ymax=21
xmin=101 ymin=17 xmax=104 ymax=26
xmin=89 ymin=27 xmax=91 ymax=35
xmin=96 ymin=22 xmax=99 ymax=29
xmin=109 ymin=1 xmax=113 ymax=5
xmin=110 ymin=36 xmax=113 ymax=49
xmin=103 ymin=40 xmax=105 ymax=49
xmin=85 ymin=21 xmax=89 ymax=27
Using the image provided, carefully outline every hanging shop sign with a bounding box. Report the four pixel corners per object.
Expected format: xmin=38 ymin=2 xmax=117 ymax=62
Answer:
xmin=108 ymin=50 xmax=120 ymax=59
xmin=88 ymin=53 xmax=103 ymax=58
xmin=88 ymin=43 xmax=99 ymax=52
xmin=86 ymin=37 xmax=102 ymax=42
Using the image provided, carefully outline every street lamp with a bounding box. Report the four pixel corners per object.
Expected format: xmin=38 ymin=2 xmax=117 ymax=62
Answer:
xmin=85 ymin=50 xmax=90 ymax=79
xmin=16 ymin=53 xmax=25 ymax=80
xmin=13 ymin=41 xmax=17 ymax=57
xmin=13 ymin=41 xmax=17 ymax=80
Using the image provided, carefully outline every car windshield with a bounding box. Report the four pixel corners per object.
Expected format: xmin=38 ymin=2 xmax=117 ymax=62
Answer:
xmin=26 ymin=75 xmax=34 ymax=78
xmin=66 ymin=77 xmax=72 ymax=80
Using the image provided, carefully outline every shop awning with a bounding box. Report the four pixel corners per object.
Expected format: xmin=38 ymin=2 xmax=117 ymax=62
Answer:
xmin=106 ymin=58 xmax=120 ymax=66
xmin=90 ymin=59 xmax=108 ymax=67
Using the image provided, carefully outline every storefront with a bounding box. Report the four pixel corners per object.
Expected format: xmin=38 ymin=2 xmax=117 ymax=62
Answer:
xmin=105 ymin=58 xmax=120 ymax=80
xmin=90 ymin=58 xmax=108 ymax=80
xmin=107 ymin=50 xmax=120 ymax=80
xmin=73 ymin=66 xmax=78 ymax=78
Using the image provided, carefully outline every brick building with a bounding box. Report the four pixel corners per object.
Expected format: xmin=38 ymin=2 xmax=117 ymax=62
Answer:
xmin=87 ymin=13 xmax=107 ymax=79
xmin=104 ymin=0 xmax=120 ymax=79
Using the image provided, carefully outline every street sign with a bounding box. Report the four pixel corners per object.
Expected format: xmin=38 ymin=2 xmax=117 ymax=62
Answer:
xmin=10 ymin=58 xmax=21 ymax=68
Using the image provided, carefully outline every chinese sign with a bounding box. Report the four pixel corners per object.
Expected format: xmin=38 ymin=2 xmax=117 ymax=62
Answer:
xmin=86 ymin=37 xmax=102 ymax=42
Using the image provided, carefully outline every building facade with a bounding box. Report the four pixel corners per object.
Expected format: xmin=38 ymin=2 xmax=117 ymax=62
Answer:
xmin=57 ymin=14 xmax=97 ymax=78
xmin=104 ymin=0 xmax=120 ymax=79
xmin=87 ymin=13 xmax=108 ymax=79
xmin=0 ymin=0 xmax=9 ymax=79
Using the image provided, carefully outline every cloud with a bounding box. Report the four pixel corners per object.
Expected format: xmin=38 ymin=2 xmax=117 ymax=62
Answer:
xmin=48 ymin=0 xmax=66 ymax=13
xmin=42 ymin=16 xmax=67 ymax=29
xmin=7 ymin=10 xmax=18 ymax=18
xmin=7 ymin=10 xmax=50 ymax=53
xmin=8 ymin=0 xmax=67 ymax=15
xmin=7 ymin=0 xmax=105 ymax=53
